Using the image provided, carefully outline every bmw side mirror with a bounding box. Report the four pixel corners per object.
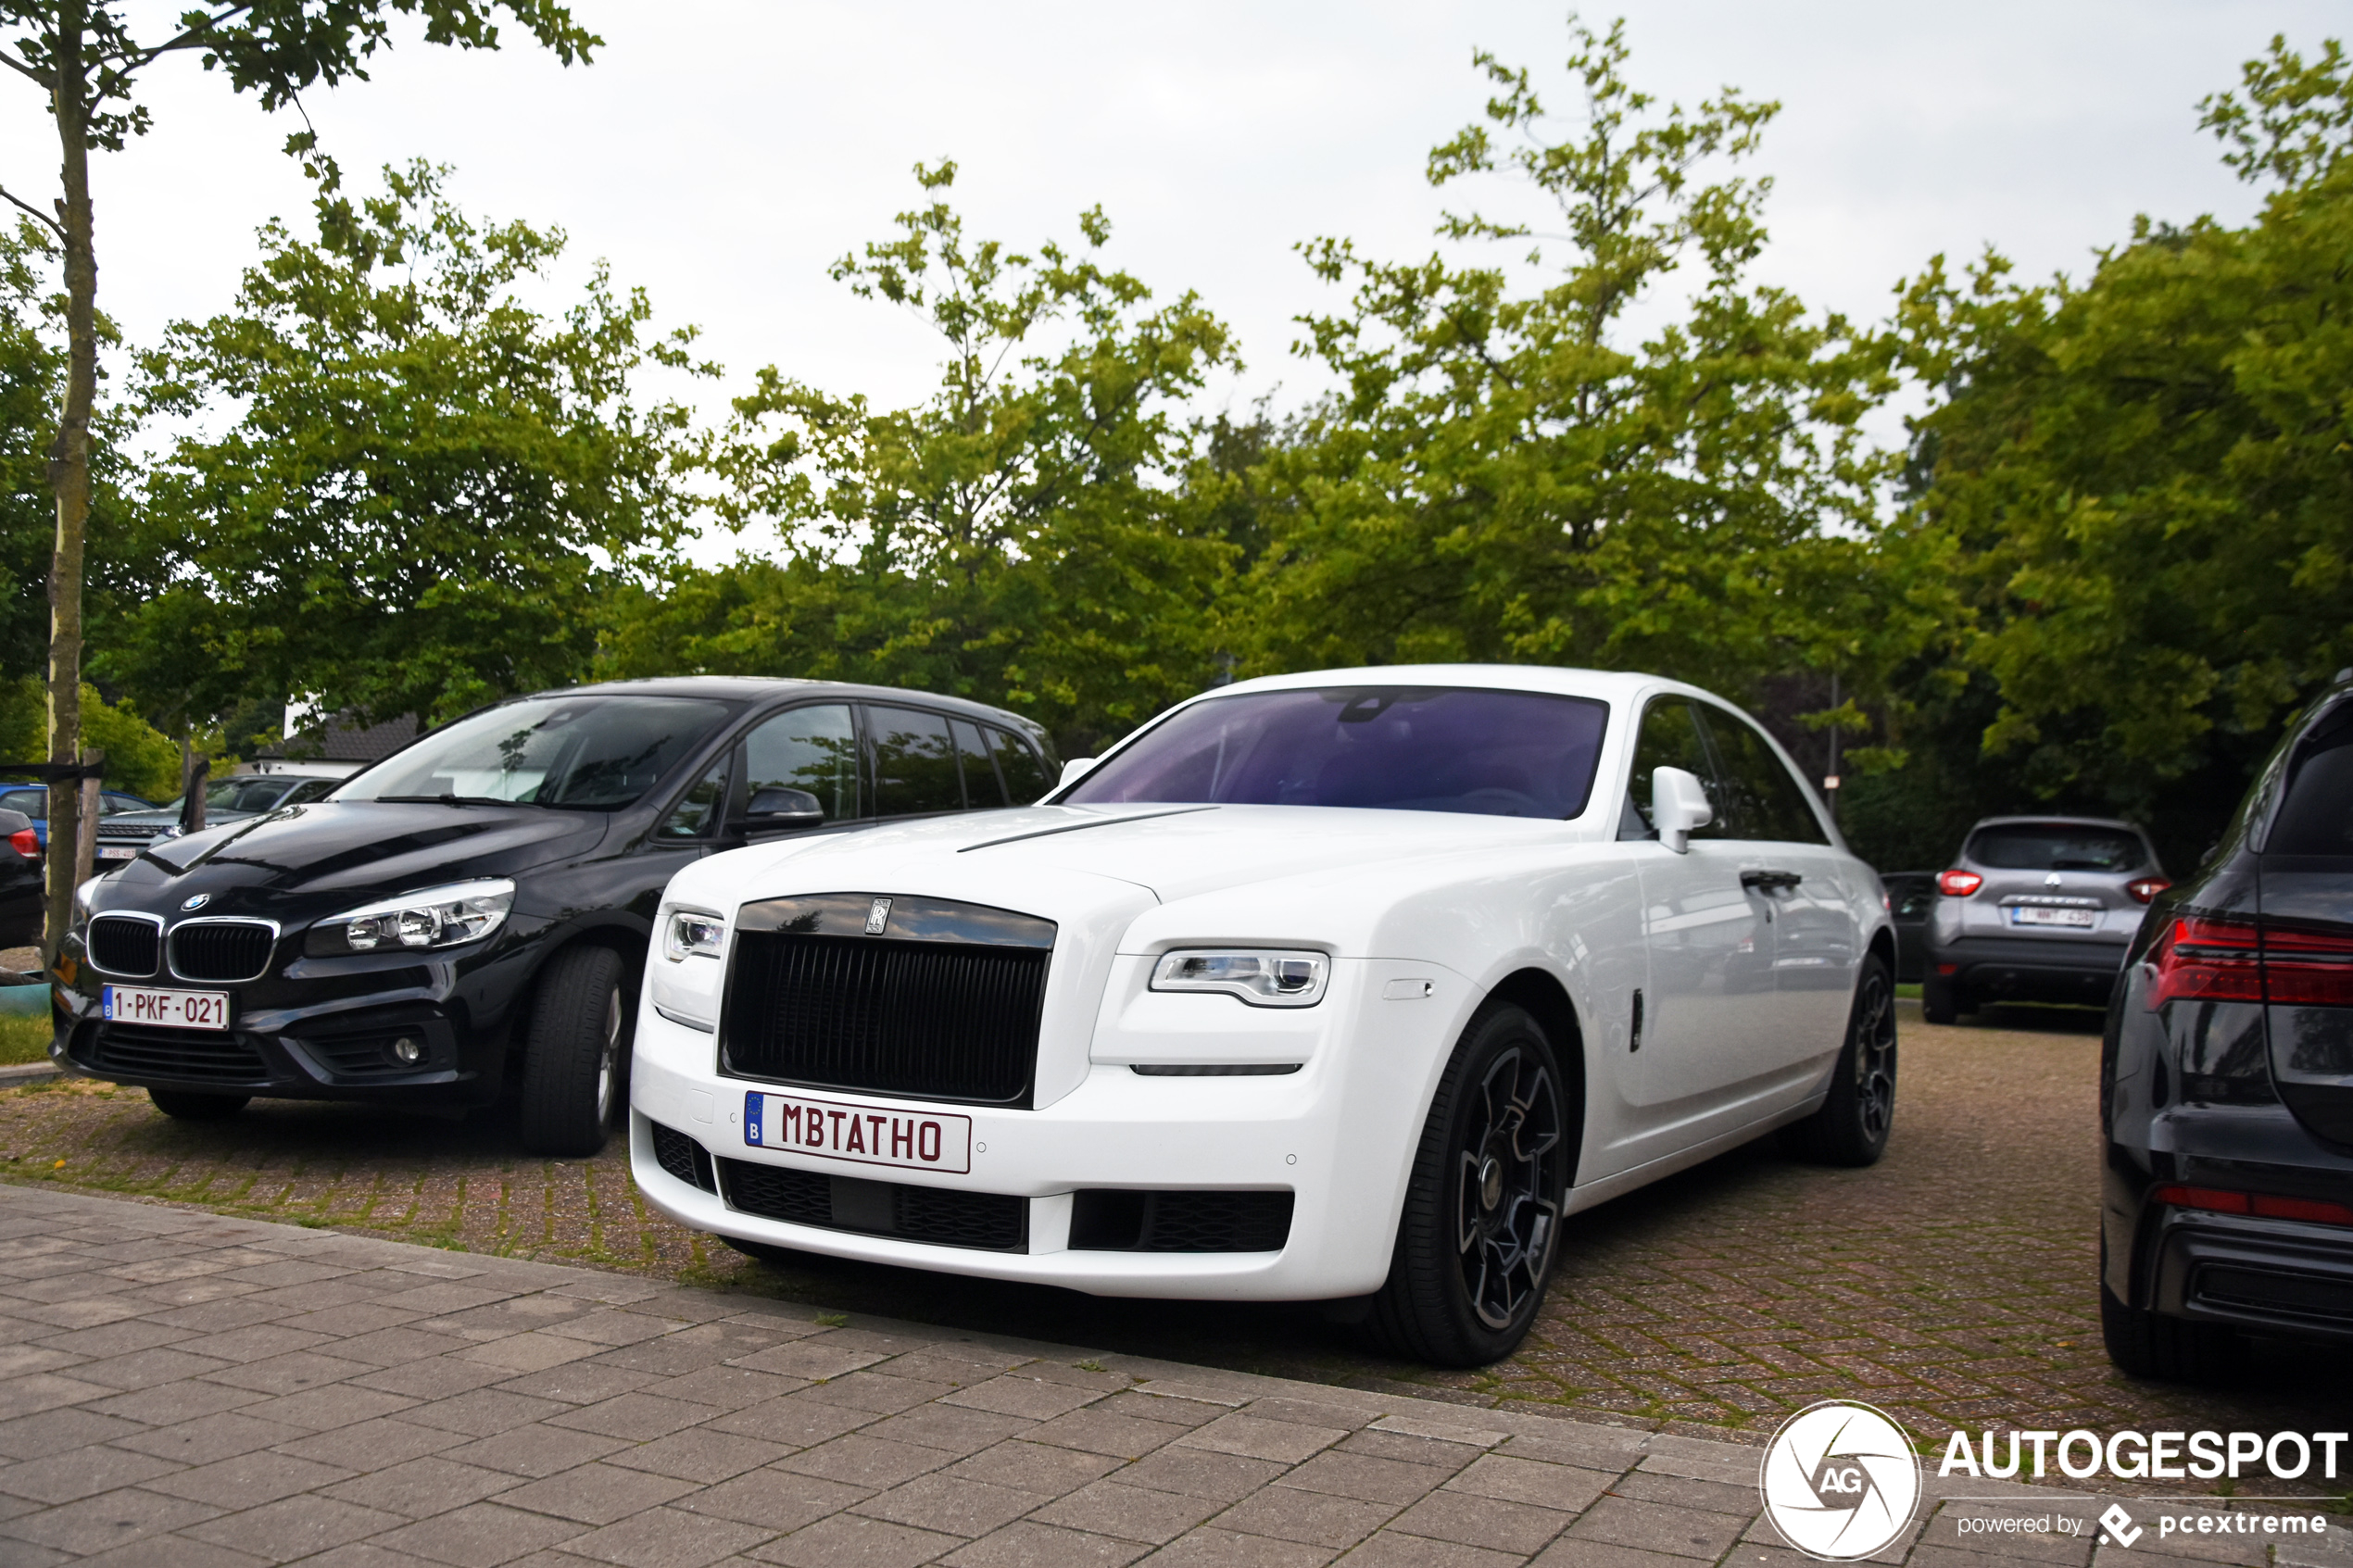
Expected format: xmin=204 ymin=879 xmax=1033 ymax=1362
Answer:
xmin=1058 ymin=757 xmax=1099 ymax=788
xmin=744 ymin=786 xmax=824 ymax=833
xmin=1652 ymin=766 xmax=1715 ymax=854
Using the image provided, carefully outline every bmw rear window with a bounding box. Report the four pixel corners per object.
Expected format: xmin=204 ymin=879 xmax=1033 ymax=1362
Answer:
xmin=1965 ymin=824 xmax=2148 ymax=872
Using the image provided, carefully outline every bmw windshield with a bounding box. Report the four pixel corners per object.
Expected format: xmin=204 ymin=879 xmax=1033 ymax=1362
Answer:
xmin=338 ymin=696 xmax=733 ymax=810
xmin=1063 ymin=686 xmax=1610 ymax=818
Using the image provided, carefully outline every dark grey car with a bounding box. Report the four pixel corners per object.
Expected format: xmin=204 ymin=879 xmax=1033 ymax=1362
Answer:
xmin=1922 ymin=816 xmax=2171 ymax=1023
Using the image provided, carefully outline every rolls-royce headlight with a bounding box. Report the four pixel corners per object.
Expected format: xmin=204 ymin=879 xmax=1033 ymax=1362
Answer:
xmin=663 ymin=909 xmax=726 ymax=962
xmin=307 ymin=879 xmax=515 ymax=956
xmin=1150 ymin=948 xmax=1329 ymax=1008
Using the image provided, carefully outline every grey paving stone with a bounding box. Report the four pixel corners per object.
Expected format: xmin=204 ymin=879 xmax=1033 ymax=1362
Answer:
xmin=1204 ymin=1484 xmax=1391 ymax=1550
xmin=276 ymin=1415 xmax=473 ymax=1470
xmin=0 ymin=1405 xmax=149 ymax=1459
xmin=548 ymin=1393 xmax=726 ymax=1442
xmin=1277 ymin=1451 xmax=1451 ymax=1507
xmin=113 ymin=1411 xmax=309 ymax=1464
xmin=748 ymin=1511 xmax=960 ymax=1568
xmin=183 ymin=1493 xmax=408 ymax=1562
xmin=1609 ymin=1468 xmax=1761 ymax=1518
xmin=88 ymin=1378 xmax=270 ymax=1426
xmin=541 ymin=1311 xmax=685 ymax=1349
xmin=792 ymin=1375 xmax=951 ymax=1418
xmin=495 ymin=1463 xmax=701 ymax=1526
xmin=174 ymin=1325 xmax=335 ymax=1365
xmin=435 ymin=1423 xmax=634 ymax=1479
xmin=324 ymin=1457 xmax=524 ymax=1519
xmin=1527 ymin=1540 xmax=1698 ymax=1568
xmin=238 ymin=1383 xmax=421 ymax=1433
xmin=642 ymin=1366 xmax=807 ymax=1412
xmin=143 ymin=1449 xmax=355 ymax=1509
xmin=354 ymin=1358 xmax=524 ymax=1402
xmin=205 ymin=1348 xmax=379 ymax=1394
xmin=591 ymin=1324 xmax=794 ymax=1378
xmin=778 ymin=1436 xmax=953 ymax=1491
xmin=1339 ymin=1531 xmax=1524 ymax=1568
xmin=0 ymin=1345 xmax=82 ymax=1380
xmin=1098 ymin=1392 xmax=1222 ymax=1430
xmin=1019 ymin=1408 xmax=1189 ymax=1461
xmin=941 ymin=1439 xmax=1119 ymax=1499
xmin=556 ymin=1503 xmax=774 ymax=1568
xmin=936 ymin=1377 xmax=1103 ymax=1423
xmin=1117 ymin=1447 xmax=1288 ymax=1505
xmin=1442 ymin=1455 xmax=1616 ymax=1514
xmin=858 ymin=1403 xmax=1033 ymax=1460
xmin=0 ymin=1443 xmax=185 ymax=1504
xmin=61 ymin=1348 xmax=240 ymax=1393
xmin=1389 ymin=1487 xmax=1575 ymax=1554
xmin=402 ymin=1390 xmax=576 ymax=1438
xmin=1135 ymin=1525 xmax=1335 ymax=1567
xmin=66 ymin=1532 xmax=272 ymax=1568
xmin=495 ymin=1364 xmax=662 ymax=1408
xmin=1 ymin=1485 xmax=225 ymax=1553
xmin=851 ymin=1474 xmax=1049 ymax=1538
xmin=724 ymin=1342 xmax=891 ymax=1383
xmin=1563 ymin=1497 xmax=1750 ymax=1561
xmin=369 ymin=1500 xmax=592 ymax=1567
xmin=28 ymin=1318 xmax=196 ymax=1358
xmin=607 ymin=1430 xmax=797 ymax=1485
xmin=705 ymin=1398 xmax=876 ymax=1450
xmin=1335 ymin=1432 xmax=1486 ymax=1474
xmin=672 ymin=1469 xmax=872 ymax=1532
xmin=0 ymin=1371 xmax=115 ymax=1420
xmin=1176 ymin=1413 xmax=1346 ymax=1465
xmin=1030 ymin=1480 xmax=1224 ymax=1546
xmin=941 ymin=1518 xmax=1147 ymax=1568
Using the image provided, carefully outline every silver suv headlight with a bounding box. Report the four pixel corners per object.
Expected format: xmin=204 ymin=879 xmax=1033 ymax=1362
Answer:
xmin=1150 ymin=948 xmax=1330 ymax=1008
xmin=307 ymin=879 xmax=515 ymax=956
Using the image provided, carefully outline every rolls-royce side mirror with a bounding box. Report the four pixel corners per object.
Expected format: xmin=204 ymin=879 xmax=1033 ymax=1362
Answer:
xmin=744 ymin=786 xmax=824 ymax=832
xmin=1058 ymin=757 xmax=1099 ymax=788
xmin=1651 ymin=766 xmax=1715 ymax=855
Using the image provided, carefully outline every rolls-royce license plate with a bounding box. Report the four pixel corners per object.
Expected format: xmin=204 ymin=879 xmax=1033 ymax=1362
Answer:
xmin=101 ymin=985 xmax=231 ymax=1031
xmin=743 ymin=1090 xmax=972 ymax=1175
xmin=2010 ymin=906 xmax=2096 ymax=928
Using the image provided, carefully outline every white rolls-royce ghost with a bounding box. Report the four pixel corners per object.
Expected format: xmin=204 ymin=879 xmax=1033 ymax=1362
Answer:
xmin=628 ymin=665 xmax=1898 ymax=1365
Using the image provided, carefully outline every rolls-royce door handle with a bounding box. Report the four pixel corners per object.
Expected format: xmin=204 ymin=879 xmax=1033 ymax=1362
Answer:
xmin=1741 ymin=870 xmax=1804 ymax=892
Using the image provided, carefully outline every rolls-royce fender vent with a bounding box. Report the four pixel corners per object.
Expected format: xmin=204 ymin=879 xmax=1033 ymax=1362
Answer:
xmin=721 ymin=893 xmax=1055 ymax=1109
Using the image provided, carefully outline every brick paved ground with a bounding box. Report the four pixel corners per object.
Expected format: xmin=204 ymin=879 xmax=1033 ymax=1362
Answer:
xmin=4 ymin=1184 xmax=2349 ymax=1568
xmin=1 ymin=1006 xmax=2348 ymax=1472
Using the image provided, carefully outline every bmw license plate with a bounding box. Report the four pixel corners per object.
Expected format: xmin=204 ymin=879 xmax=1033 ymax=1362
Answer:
xmin=2010 ymin=906 xmax=2095 ymax=928
xmin=743 ymin=1090 xmax=972 ymax=1175
xmin=102 ymin=985 xmax=231 ymax=1031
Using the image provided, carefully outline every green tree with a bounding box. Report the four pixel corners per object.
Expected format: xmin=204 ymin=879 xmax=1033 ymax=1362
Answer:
xmin=122 ymin=163 xmax=710 ymax=733
xmin=1894 ymin=35 xmax=2353 ymax=857
xmin=0 ymin=0 xmax=593 ymax=953
xmin=1234 ymin=19 xmax=1910 ymax=717
xmin=608 ymin=163 xmax=1239 ymax=751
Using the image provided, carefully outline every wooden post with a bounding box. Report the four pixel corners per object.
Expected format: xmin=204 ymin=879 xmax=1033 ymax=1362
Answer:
xmin=74 ymin=748 xmax=102 ymax=889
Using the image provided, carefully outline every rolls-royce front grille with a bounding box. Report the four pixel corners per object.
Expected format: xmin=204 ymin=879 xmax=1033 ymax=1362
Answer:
xmin=170 ymin=922 xmax=275 ymax=983
xmin=87 ymin=916 xmax=159 ymax=976
xmin=724 ymin=931 xmax=1049 ymax=1106
xmin=84 ymin=1024 xmax=269 ymax=1085
xmin=717 ymin=1158 xmax=1027 ymax=1251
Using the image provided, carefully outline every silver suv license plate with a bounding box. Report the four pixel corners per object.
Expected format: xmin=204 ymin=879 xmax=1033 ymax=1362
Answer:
xmin=101 ymin=985 xmax=231 ymax=1030
xmin=743 ymin=1090 xmax=972 ymax=1174
xmin=2011 ymin=907 xmax=2096 ymax=928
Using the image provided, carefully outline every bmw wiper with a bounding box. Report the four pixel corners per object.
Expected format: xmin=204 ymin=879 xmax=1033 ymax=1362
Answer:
xmin=372 ymin=795 xmax=537 ymax=808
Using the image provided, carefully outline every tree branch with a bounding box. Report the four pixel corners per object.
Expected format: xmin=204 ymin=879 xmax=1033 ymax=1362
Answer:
xmin=0 ymin=182 xmax=66 ymax=244
xmin=0 ymin=47 xmax=49 ymax=89
xmin=98 ymin=3 xmax=258 ymax=71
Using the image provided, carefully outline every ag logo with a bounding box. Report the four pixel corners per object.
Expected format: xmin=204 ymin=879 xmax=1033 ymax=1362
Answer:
xmin=1759 ymin=1400 xmax=1921 ymax=1561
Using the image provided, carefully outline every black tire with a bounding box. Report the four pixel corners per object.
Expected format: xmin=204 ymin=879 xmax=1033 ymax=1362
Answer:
xmin=2100 ymin=1280 xmax=2237 ymax=1384
xmin=518 ymin=945 xmax=628 ymax=1158
xmin=722 ymin=1236 xmax=798 ymax=1266
xmin=1920 ymin=977 xmax=1957 ymax=1026
xmin=147 ymin=1087 xmax=248 ymax=1122
xmin=1784 ymin=954 xmax=1897 ymax=1166
xmin=1367 ymin=1002 xmax=1570 ymax=1368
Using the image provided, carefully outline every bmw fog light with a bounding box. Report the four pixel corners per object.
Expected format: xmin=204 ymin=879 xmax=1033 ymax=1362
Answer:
xmin=1150 ymin=948 xmax=1330 ymax=1008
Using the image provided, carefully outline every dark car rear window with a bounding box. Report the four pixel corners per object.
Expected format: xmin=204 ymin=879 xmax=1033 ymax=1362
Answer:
xmin=2268 ymin=707 xmax=2353 ymax=858
xmin=1065 ymin=686 xmax=1609 ymax=819
xmin=1965 ymin=823 xmax=2149 ymax=872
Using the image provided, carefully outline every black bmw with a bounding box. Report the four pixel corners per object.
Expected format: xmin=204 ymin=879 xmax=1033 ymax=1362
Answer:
xmin=53 ymin=678 xmax=1057 ymax=1155
xmin=2101 ymin=673 xmax=2353 ymax=1379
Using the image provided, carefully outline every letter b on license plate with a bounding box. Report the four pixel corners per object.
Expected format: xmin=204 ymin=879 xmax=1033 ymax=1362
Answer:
xmin=744 ymin=1091 xmax=971 ymax=1174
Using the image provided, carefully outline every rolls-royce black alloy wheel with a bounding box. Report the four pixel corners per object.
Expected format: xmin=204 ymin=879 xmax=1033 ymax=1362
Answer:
xmin=1371 ymin=1001 xmax=1569 ymax=1367
xmin=1784 ymin=953 xmax=1897 ymax=1166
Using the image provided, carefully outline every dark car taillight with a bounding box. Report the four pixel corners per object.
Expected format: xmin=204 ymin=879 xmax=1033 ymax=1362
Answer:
xmin=1937 ymin=869 xmax=1982 ymax=897
xmin=2148 ymin=915 xmax=2353 ymax=1008
xmin=2154 ymin=1184 xmax=2353 ymax=1227
xmin=7 ymin=828 xmax=34 ymax=857
xmin=2126 ymin=877 xmax=2171 ymax=904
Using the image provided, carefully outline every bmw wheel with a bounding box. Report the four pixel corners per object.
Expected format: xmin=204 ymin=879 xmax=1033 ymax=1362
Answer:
xmin=519 ymin=945 xmax=629 ymax=1158
xmin=1369 ymin=1001 xmax=1569 ymax=1367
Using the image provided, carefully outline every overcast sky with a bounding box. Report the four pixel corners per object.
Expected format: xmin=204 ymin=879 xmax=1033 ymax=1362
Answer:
xmin=3 ymin=0 xmax=2340 ymax=549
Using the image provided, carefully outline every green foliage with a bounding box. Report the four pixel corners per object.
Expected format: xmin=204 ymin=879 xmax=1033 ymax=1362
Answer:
xmin=1230 ymin=19 xmax=1916 ymax=720
xmin=1894 ymin=34 xmax=2353 ymax=823
xmin=0 ymin=676 xmax=177 ymax=799
xmin=606 ymin=164 xmax=1239 ymax=751
xmin=123 ymin=162 xmax=712 ymax=728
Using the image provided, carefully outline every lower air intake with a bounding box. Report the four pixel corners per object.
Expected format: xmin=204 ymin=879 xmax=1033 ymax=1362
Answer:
xmin=86 ymin=1024 xmax=269 ymax=1085
xmin=1069 ymin=1189 xmax=1294 ymax=1252
xmin=717 ymin=1158 xmax=1026 ymax=1251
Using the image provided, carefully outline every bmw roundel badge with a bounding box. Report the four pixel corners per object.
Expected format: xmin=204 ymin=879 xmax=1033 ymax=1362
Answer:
xmin=180 ymin=894 xmax=210 ymax=911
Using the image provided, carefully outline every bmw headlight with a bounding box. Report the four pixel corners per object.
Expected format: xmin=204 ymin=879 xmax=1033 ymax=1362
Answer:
xmin=306 ymin=879 xmax=515 ymax=957
xmin=1150 ymin=948 xmax=1329 ymax=1008
xmin=663 ymin=909 xmax=726 ymax=962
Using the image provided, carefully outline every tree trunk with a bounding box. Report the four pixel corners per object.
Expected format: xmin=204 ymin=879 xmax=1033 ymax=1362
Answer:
xmin=42 ymin=0 xmax=93 ymax=964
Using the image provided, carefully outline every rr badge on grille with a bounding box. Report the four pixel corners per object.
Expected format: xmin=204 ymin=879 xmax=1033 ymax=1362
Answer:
xmin=864 ymin=897 xmax=892 ymax=935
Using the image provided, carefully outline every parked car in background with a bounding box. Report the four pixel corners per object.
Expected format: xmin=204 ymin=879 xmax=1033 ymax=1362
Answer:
xmin=0 ymin=784 xmax=158 ymax=850
xmin=1880 ymin=872 xmax=1933 ymax=984
xmin=631 ymin=666 xmax=1899 ymax=1366
xmin=94 ymin=771 xmax=345 ymax=865
xmin=2101 ymin=676 xmax=2353 ymax=1381
xmin=0 ymin=808 xmax=42 ymax=948
xmin=1921 ymin=816 xmax=2169 ymax=1023
xmin=56 ymin=679 xmax=1056 ymax=1156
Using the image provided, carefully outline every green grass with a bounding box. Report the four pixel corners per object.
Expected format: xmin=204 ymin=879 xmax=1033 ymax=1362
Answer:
xmin=1895 ymin=982 xmax=1921 ymax=999
xmin=0 ymin=1013 xmax=53 ymax=1066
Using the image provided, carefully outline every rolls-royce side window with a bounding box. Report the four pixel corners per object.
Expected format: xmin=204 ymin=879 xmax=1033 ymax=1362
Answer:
xmin=744 ymin=704 xmax=859 ymax=823
xmin=1699 ymin=709 xmax=1830 ymax=844
xmin=1620 ymin=696 xmax=1722 ymax=839
xmin=868 ymin=706 xmax=963 ymax=817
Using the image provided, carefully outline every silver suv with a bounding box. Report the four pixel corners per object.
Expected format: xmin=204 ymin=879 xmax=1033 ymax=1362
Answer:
xmin=1921 ymin=815 xmax=2170 ymax=1023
